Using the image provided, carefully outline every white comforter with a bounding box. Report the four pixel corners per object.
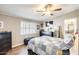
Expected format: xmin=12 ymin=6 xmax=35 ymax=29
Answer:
xmin=27 ymin=36 xmax=74 ymax=55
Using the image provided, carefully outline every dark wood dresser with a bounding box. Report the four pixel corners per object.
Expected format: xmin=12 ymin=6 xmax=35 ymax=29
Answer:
xmin=0 ymin=32 xmax=12 ymax=55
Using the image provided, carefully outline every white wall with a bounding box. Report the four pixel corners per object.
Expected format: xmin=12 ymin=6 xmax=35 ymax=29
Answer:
xmin=0 ymin=14 xmax=40 ymax=48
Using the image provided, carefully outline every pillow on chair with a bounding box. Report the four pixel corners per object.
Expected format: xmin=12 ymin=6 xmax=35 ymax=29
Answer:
xmin=59 ymin=34 xmax=74 ymax=50
xmin=64 ymin=34 xmax=73 ymax=44
xmin=63 ymin=34 xmax=74 ymax=49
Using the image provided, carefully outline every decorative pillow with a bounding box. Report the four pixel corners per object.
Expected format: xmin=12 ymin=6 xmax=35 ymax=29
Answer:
xmin=64 ymin=33 xmax=73 ymax=44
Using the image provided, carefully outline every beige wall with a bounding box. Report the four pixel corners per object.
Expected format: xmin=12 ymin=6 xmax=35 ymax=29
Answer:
xmin=77 ymin=15 xmax=79 ymax=55
xmin=0 ymin=14 xmax=40 ymax=48
xmin=53 ymin=9 xmax=79 ymax=30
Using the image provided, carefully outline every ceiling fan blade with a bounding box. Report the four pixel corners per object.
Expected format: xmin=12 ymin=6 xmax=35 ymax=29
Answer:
xmin=50 ymin=13 xmax=53 ymax=16
xmin=54 ymin=8 xmax=62 ymax=11
xmin=41 ymin=14 xmax=45 ymax=16
xmin=36 ymin=10 xmax=45 ymax=12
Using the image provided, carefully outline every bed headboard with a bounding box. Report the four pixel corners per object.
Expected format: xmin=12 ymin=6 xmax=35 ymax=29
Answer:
xmin=40 ymin=30 xmax=53 ymax=37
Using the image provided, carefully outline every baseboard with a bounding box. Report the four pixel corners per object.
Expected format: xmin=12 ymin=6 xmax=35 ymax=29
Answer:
xmin=12 ymin=43 xmax=24 ymax=48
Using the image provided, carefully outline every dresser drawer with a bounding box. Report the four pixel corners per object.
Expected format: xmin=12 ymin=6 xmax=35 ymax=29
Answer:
xmin=0 ymin=44 xmax=11 ymax=52
xmin=0 ymin=34 xmax=11 ymax=39
xmin=0 ymin=39 xmax=11 ymax=45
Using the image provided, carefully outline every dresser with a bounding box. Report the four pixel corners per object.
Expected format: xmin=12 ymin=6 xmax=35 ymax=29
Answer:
xmin=0 ymin=32 xmax=12 ymax=55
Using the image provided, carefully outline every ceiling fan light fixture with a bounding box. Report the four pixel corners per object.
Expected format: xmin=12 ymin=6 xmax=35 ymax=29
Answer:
xmin=36 ymin=4 xmax=62 ymax=16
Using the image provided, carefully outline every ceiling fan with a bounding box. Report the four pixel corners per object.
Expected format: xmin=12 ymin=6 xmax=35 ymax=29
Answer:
xmin=36 ymin=4 xmax=62 ymax=16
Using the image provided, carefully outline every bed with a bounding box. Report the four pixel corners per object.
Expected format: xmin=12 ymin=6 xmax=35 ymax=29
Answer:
xmin=27 ymin=31 xmax=74 ymax=55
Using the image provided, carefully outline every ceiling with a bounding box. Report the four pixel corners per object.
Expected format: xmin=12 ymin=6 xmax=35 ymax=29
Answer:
xmin=0 ymin=4 xmax=79 ymax=21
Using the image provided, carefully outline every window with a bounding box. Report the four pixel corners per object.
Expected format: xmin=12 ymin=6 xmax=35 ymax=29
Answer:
xmin=20 ymin=21 xmax=38 ymax=35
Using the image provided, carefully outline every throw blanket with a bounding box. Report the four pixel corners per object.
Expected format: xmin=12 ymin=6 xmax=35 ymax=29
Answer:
xmin=27 ymin=36 xmax=74 ymax=55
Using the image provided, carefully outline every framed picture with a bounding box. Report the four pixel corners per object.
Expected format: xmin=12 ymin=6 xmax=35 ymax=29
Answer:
xmin=0 ymin=21 xmax=4 ymax=29
xmin=45 ymin=22 xmax=48 ymax=27
xmin=37 ymin=25 xmax=40 ymax=30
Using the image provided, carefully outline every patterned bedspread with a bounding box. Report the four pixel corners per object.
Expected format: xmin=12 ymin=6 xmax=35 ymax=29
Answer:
xmin=27 ymin=36 xmax=74 ymax=55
